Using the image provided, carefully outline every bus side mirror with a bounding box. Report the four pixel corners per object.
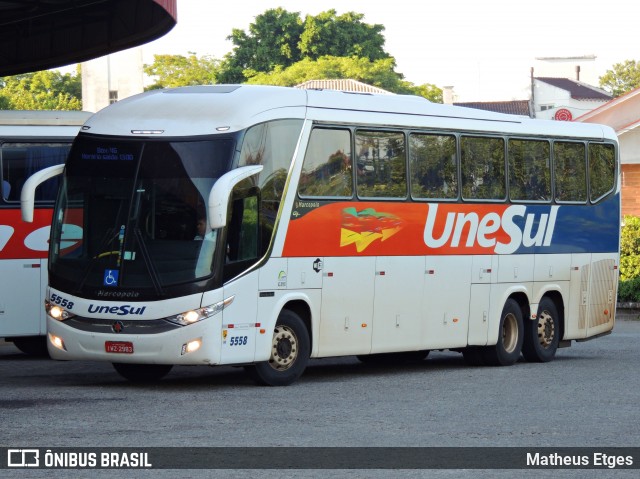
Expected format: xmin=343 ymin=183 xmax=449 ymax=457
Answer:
xmin=208 ymin=165 xmax=263 ymax=229
xmin=20 ymin=164 xmax=65 ymax=223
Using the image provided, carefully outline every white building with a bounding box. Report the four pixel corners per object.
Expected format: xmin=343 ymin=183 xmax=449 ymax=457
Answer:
xmin=81 ymin=47 xmax=144 ymax=112
xmin=532 ymin=77 xmax=612 ymax=121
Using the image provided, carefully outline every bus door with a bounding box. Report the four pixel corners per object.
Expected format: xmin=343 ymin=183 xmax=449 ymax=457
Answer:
xmin=0 ymin=255 xmax=45 ymax=337
xmin=221 ymin=194 xmax=261 ymax=364
xmin=318 ymin=256 xmax=375 ymax=356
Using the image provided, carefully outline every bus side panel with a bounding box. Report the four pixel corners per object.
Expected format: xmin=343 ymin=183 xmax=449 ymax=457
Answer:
xmin=468 ymin=255 xmax=497 ymax=346
xmin=586 ymin=253 xmax=617 ymax=337
xmin=423 ymin=256 xmax=472 ymax=349
xmin=565 ymin=253 xmax=592 ymax=340
xmin=317 ymin=256 xmax=375 ymax=357
xmin=371 ymin=256 xmax=425 ymax=353
xmin=498 ymin=254 xmax=534 ymax=283
xmin=534 ymin=254 xmax=572 ymax=284
xmin=220 ymin=270 xmax=259 ymax=365
xmin=0 ymin=258 xmax=43 ymax=336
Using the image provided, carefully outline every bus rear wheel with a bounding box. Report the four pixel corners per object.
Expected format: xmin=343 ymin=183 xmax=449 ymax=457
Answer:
xmin=247 ymin=309 xmax=310 ymax=386
xmin=522 ymin=297 xmax=560 ymax=363
xmin=112 ymin=363 xmax=173 ymax=382
xmin=481 ymin=298 xmax=523 ymax=366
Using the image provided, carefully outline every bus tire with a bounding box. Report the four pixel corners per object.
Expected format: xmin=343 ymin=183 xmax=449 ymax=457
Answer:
xmin=248 ymin=309 xmax=310 ymax=386
xmin=481 ymin=298 xmax=523 ymax=366
xmin=112 ymin=363 xmax=173 ymax=382
xmin=522 ymin=297 xmax=560 ymax=363
xmin=11 ymin=336 xmax=50 ymax=357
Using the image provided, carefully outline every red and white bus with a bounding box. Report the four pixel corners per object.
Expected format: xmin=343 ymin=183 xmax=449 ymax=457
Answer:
xmin=22 ymin=86 xmax=619 ymax=383
xmin=1 ymin=110 xmax=90 ymax=355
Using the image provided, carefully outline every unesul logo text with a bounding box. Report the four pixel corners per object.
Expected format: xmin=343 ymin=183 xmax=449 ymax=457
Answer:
xmin=423 ymin=204 xmax=559 ymax=254
xmin=87 ymin=304 xmax=146 ymax=316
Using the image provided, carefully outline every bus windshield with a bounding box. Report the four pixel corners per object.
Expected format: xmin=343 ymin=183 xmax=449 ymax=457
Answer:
xmin=49 ymin=135 xmax=235 ymax=295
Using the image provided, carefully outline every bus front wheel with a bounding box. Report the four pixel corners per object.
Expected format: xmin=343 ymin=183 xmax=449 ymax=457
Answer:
xmin=481 ymin=298 xmax=523 ymax=366
xmin=112 ymin=363 xmax=173 ymax=382
xmin=247 ymin=309 xmax=310 ymax=386
xmin=522 ymin=297 xmax=560 ymax=363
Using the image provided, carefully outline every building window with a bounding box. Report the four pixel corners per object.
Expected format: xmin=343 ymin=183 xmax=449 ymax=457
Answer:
xmin=540 ymin=105 xmax=554 ymax=111
xmin=109 ymin=90 xmax=118 ymax=104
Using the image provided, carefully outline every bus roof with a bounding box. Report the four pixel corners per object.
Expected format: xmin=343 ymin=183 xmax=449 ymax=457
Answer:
xmin=0 ymin=110 xmax=92 ymax=126
xmin=80 ymin=85 xmax=616 ymax=142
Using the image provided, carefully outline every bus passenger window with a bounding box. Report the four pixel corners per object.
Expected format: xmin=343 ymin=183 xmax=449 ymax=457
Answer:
xmin=461 ymin=136 xmax=505 ymax=200
xmin=356 ymin=130 xmax=406 ymax=199
xmin=298 ymin=128 xmax=352 ymax=198
xmin=508 ymin=139 xmax=551 ymax=202
xmin=589 ymin=143 xmax=616 ymax=202
xmin=1 ymin=179 xmax=10 ymax=200
xmin=554 ymin=142 xmax=586 ymax=202
xmin=1 ymin=143 xmax=70 ymax=202
xmin=409 ymin=133 xmax=458 ymax=200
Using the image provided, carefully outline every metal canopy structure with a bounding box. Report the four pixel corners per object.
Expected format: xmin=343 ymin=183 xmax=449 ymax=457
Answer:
xmin=0 ymin=0 xmax=177 ymax=77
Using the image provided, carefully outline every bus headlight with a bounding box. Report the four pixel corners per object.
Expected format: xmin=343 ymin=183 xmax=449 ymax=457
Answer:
xmin=48 ymin=333 xmax=67 ymax=351
xmin=45 ymin=300 xmax=76 ymax=321
xmin=181 ymin=338 xmax=202 ymax=355
xmin=165 ymin=296 xmax=235 ymax=326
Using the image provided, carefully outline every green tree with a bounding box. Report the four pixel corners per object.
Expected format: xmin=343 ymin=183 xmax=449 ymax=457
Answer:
xmin=599 ymin=60 xmax=640 ymax=97
xmin=219 ymin=8 xmax=391 ymax=84
xmin=143 ymin=53 xmax=221 ymax=90
xmin=0 ymin=69 xmax=82 ymax=110
xmin=245 ymin=55 xmax=442 ymax=102
xmin=219 ymin=8 xmax=304 ymax=83
xmin=299 ymin=10 xmax=389 ymax=62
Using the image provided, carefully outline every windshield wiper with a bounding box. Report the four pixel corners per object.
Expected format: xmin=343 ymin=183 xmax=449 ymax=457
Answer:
xmin=131 ymin=228 xmax=164 ymax=296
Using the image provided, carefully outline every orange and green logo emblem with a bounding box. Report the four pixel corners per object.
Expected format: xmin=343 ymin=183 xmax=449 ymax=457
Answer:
xmin=340 ymin=207 xmax=403 ymax=252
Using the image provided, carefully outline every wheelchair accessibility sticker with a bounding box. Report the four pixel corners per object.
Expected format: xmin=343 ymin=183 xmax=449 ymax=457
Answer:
xmin=103 ymin=269 xmax=119 ymax=287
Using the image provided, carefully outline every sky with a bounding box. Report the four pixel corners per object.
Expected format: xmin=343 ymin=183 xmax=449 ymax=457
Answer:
xmin=140 ymin=0 xmax=640 ymax=102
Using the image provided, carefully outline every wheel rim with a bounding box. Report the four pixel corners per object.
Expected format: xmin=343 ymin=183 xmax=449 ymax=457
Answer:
xmin=268 ymin=325 xmax=298 ymax=371
xmin=537 ymin=310 xmax=555 ymax=349
xmin=502 ymin=313 xmax=518 ymax=353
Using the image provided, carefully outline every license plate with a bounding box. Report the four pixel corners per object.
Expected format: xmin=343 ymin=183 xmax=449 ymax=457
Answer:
xmin=105 ymin=341 xmax=134 ymax=354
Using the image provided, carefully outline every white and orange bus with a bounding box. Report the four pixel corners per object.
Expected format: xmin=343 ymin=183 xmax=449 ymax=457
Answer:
xmin=21 ymin=85 xmax=619 ymax=384
xmin=1 ymin=110 xmax=90 ymax=355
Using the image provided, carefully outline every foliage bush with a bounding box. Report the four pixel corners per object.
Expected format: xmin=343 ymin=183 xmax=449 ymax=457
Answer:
xmin=620 ymin=215 xmax=640 ymax=281
xmin=619 ymin=215 xmax=640 ymax=302
xmin=618 ymin=277 xmax=640 ymax=302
